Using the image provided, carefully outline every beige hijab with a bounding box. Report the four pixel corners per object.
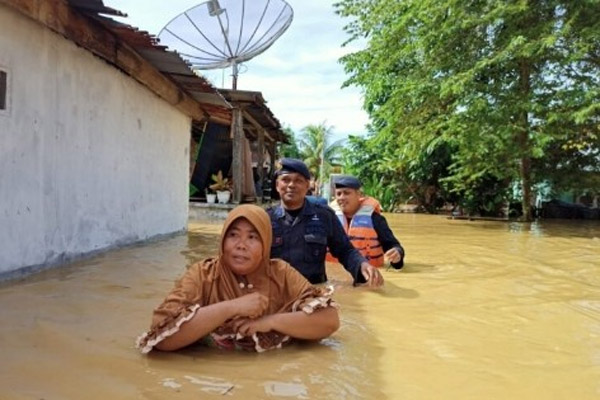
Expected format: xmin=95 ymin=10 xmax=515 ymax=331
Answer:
xmin=216 ymin=204 xmax=275 ymax=293
xmin=204 ymin=204 xmax=298 ymax=315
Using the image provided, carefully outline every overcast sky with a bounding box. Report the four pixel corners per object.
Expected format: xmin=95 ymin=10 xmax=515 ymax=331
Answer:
xmin=104 ymin=0 xmax=369 ymax=141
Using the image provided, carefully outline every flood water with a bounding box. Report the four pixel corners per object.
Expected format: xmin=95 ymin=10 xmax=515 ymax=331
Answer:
xmin=0 ymin=214 xmax=599 ymax=399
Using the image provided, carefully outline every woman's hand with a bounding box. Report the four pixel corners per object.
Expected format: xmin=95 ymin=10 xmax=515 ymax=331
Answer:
xmin=230 ymin=291 xmax=269 ymax=319
xmin=232 ymin=315 xmax=274 ymax=336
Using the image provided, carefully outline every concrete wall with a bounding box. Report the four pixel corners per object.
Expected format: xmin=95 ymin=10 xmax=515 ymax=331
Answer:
xmin=0 ymin=6 xmax=191 ymax=276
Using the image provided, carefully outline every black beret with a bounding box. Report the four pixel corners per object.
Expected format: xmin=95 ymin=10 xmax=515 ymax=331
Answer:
xmin=335 ymin=176 xmax=362 ymax=189
xmin=276 ymin=158 xmax=311 ymax=180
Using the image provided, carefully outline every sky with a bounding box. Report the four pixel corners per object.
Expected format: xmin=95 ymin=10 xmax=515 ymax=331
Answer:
xmin=104 ymin=0 xmax=370 ymax=141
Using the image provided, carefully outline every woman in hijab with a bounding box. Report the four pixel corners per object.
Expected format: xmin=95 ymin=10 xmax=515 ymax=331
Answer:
xmin=136 ymin=204 xmax=339 ymax=353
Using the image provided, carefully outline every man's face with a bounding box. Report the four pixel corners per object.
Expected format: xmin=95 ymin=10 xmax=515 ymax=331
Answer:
xmin=335 ymin=187 xmax=361 ymax=216
xmin=276 ymin=172 xmax=309 ymax=209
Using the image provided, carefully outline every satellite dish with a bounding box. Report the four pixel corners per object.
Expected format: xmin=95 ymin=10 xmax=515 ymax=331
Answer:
xmin=159 ymin=0 xmax=294 ymax=89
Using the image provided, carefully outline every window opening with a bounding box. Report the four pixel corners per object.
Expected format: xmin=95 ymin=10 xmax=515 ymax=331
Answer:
xmin=0 ymin=70 xmax=7 ymax=111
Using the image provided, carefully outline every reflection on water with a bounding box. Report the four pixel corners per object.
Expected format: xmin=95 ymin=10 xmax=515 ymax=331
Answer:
xmin=0 ymin=215 xmax=598 ymax=399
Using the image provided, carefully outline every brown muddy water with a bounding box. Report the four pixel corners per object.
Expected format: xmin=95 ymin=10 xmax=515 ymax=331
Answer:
xmin=0 ymin=214 xmax=599 ymax=399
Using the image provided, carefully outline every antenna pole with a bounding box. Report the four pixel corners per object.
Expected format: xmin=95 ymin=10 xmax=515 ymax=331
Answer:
xmin=231 ymin=61 xmax=238 ymax=90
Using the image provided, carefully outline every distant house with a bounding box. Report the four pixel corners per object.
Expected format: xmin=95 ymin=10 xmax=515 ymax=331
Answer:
xmin=0 ymin=0 xmax=234 ymax=277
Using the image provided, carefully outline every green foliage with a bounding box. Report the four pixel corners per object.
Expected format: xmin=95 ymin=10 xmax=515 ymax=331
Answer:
xmin=278 ymin=126 xmax=302 ymax=159
xmin=297 ymin=122 xmax=344 ymax=192
xmin=533 ymin=129 xmax=600 ymax=195
xmin=449 ymin=174 xmax=512 ymax=217
xmin=360 ymin=174 xmax=400 ymax=212
xmin=335 ymin=0 xmax=600 ymax=220
xmin=341 ymin=134 xmax=401 ymax=211
xmin=342 ymin=133 xmax=458 ymax=212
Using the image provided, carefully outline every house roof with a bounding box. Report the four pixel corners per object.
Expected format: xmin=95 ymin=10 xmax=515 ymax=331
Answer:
xmin=219 ymin=89 xmax=289 ymax=144
xmin=66 ymin=1 xmax=232 ymax=124
xmin=4 ymin=0 xmax=287 ymax=142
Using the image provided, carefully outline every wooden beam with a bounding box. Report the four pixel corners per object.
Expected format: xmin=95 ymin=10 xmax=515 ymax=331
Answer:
xmin=268 ymin=141 xmax=276 ymax=175
xmin=256 ymin=128 xmax=265 ymax=202
xmin=242 ymin=109 xmax=275 ymax=142
xmin=231 ymin=107 xmax=244 ymax=204
xmin=1 ymin=0 xmax=207 ymax=121
xmin=200 ymin=103 xmax=232 ymax=125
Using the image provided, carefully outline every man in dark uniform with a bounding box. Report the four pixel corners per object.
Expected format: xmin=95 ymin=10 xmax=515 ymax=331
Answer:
xmin=333 ymin=176 xmax=405 ymax=269
xmin=266 ymin=158 xmax=384 ymax=287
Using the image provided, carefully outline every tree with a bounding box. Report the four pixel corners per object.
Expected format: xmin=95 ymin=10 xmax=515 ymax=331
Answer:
xmin=298 ymin=122 xmax=344 ymax=195
xmin=335 ymin=0 xmax=600 ymax=220
xmin=342 ymin=133 xmax=458 ymax=212
xmin=278 ymin=126 xmax=302 ymax=159
xmin=341 ymin=134 xmax=404 ymax=211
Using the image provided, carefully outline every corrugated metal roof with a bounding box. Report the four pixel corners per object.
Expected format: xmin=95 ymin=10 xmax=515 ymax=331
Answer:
xmin=67 ymin=0 xmax=231 ymax=113
xmin=136 ymin=49 xmax=194 ymax=75
xmin=67 ymin=0 xmax=126 ymax=17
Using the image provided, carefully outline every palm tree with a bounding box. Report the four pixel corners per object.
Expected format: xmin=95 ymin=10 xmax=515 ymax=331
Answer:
xmin=298 ymin=122 xmax=344 ymax=195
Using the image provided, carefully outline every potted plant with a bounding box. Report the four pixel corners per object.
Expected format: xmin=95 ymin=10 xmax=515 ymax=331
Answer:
xmin=209 ymin=170 xmax=232 ymax=204
xmin=205 ymin=189 xmax=217 ymax=204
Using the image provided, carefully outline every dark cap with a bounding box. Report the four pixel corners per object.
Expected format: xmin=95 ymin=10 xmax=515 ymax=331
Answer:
xmin=276 ymin=158 xmax=311 ymax=180
xmin=335 ymin=175 xmax=362 ymax=190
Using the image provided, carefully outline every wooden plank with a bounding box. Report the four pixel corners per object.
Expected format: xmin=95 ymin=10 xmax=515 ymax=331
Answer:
xmin=1 ymin=0 xmax=207 ymax=121
xmin=268 ymin=141 xmax=276 ymax=174
xmin=231 ymin=107 xmax=244 ymax=204
xmin=256 ymin=128 xmax=265 ymax=202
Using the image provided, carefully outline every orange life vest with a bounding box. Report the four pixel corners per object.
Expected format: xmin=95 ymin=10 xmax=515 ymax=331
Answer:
xmin=326 ymin=196 xmax=384 ymax=267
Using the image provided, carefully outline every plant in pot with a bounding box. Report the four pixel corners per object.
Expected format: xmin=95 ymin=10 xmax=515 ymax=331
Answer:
xmin=209 ymin=170 xmax=232 ymax=204
xmin=205 ymin=188 xmax=217 ymax=204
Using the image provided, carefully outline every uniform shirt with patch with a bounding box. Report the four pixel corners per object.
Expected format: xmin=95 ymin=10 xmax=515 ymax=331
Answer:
xmin=267 ymin=201 xmax=367 ymax=284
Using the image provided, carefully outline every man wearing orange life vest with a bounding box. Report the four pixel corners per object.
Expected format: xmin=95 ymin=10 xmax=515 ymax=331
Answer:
xmin=328 ymin=176 xmax=405 ymax=269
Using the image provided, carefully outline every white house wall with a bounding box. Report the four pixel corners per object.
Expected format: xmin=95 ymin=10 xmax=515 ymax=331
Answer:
xmin=0 ymin=5 xmax=191 ymax=275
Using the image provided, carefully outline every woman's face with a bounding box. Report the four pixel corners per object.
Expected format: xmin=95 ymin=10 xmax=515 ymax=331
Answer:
xmin=222 ymin=218 xmax=264 ymax=275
